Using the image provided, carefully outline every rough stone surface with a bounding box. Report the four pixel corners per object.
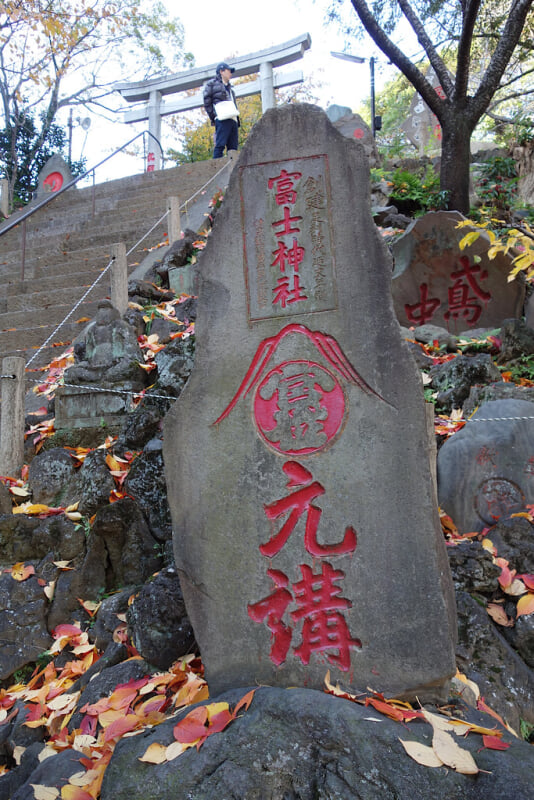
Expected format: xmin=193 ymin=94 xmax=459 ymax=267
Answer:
xmin=0 ymin=483 xmax=11 ymax=515
xmin=497 ymin=317 xmax=534 ymax=362
xmin=455 ymin=591 xmax=534 ymax=731
xmin=100 ymin=687 xmax=534 ymax=800
xmin=124 ymin=441 xmax=173 ymax=542
xmin=91 ymin=587 xmax=138 ymax=651
xmin=437 ymin=399 xmax=534 ymax=534
xmin=163 ymin=104 xmax=456 ymax=700
xmin=430 ymin=353 xmax=501 ymax=412
xmin=89 ymin=497 xmax=162 ymax=586
xmin=27 ymin=446 xmax=75 ymax=504
xmin=127 ymin=566 xmax=195 ymax=669
xmin=464 ymin=381 xmax=534 ymax=416
xmin=0 ymin=570 xmax=52 ymax=680
xmin=63 ymin=448 xmax=115 ymax=517
xmin=391 ymin=212 xmax=525 ymax=332
xmin=11 ymin=748 xmax=86 ymax=800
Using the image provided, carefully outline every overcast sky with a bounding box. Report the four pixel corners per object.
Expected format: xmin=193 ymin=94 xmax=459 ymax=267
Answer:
xmin=73 ymin=0 xmax=399 ymax=179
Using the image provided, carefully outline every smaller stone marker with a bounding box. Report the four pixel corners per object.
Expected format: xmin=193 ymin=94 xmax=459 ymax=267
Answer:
xmin=164 ymin=104 xmax=456 ymax=701
xmin=392 ymin=211 xmax=525 ymax=332
xmin=438 ymin=399 xmax=534 ymax=534
xmin=33 ymin=155 xmax=74 ymax=201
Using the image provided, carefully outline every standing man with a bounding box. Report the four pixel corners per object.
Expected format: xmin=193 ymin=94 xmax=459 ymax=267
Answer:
xmin=203 ymin=62 xmax=240 ymax=159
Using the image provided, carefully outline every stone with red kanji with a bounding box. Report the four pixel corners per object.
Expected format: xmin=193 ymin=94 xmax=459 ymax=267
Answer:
xmin=163 ymin=104 xmax=456 ymax=702
xmin=391 ymin=211 xmax=524 ymax=332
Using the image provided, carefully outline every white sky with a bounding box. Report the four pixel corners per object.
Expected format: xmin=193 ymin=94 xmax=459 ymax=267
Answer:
xmin=70 ymin=0 xmax=398 ymax=181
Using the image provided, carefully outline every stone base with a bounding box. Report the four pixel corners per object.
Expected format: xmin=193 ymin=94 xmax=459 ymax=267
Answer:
xmin=55 ymin=385 xmax=133 ymax=430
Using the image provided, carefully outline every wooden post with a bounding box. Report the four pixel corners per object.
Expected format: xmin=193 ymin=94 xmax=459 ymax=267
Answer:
xmin=0 ymin=179 xmax=9 ymax=218
xmin=167 ymin=196 xmax=182 ymax=244
xmin=110 ymin=243 xmax=128 ymax=316
xmin=0 ymin=357 xmax=25 ymax=477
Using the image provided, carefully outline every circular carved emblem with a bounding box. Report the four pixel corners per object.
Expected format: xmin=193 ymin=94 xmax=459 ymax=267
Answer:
xmin=253 ymin=360 xmax=346 ymax=456
xmin=43 ymin=172 xmax=64 ymax=192
xmin=474 ymin=478 xmax=525 ymax=524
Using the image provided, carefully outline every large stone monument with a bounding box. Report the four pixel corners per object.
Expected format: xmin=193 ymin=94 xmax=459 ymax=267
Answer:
xmin=392 ymin=212 xmax=525 ymax=332
xmin=163 ymin=104 xmax=456 ymax=700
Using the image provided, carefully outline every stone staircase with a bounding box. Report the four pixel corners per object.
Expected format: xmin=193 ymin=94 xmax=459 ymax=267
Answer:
xmin=0 ymin=158 xmax=231 ymax=373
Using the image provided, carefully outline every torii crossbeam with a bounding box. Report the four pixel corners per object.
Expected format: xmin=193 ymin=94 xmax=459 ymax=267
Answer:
xmin=114 ymin=34 xmax=311 ymax=169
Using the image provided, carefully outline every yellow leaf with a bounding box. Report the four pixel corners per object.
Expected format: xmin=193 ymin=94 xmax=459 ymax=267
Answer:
xmin=139 ymin=742 xmax=168 ymax=764
xmin=52 ymin=561 xmax=73 ymax=569
xmin=399 ymin=738 xmax=444 ymax=768
xmin=487 ymin=602 xmax=514 ymax=627
xmin=517 ymin=592 xmax=534 ymax=618
xmin=431 ymin=728 xmax=479 ymax=774
xmin=65 ymin=511 xmax=82 ymax=521
xmin=11 ymin=562 xmax=35 ymax=581
xmin=458 ymin=231 xmax=481 ymax=250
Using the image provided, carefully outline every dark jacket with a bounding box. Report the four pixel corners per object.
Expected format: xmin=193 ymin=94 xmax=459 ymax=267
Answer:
xmin=203 ymin=75 xmax=239 ymax=125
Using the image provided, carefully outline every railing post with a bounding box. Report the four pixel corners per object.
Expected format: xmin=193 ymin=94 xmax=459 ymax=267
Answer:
xmin=0 ymin=358 xmax=25 ymax=477
xmin=0 ymin=179 xmax=9 ymax=218
xmin=167 ymin=196 xmax=182 ymax=244
xmin=111 ymin=243 xmax=128 ymax=316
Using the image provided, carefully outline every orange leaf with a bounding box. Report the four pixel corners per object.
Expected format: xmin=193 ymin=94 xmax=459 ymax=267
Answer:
xmin=516 ymin=592 xmax=534 ymax=618
xmin=365 ymin=696 xmax=406 ymax=722
xmin=11 ymin=562 xmax=35 ymax=581
xmin=232 ymin=689 xmax=255 ymax=716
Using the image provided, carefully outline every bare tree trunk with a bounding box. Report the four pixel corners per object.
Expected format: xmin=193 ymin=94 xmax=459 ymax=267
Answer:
xmin=440 ymin=115 xmax=475 ymax=215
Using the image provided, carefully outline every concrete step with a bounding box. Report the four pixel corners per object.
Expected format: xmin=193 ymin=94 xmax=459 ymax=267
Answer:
xmin=0 ymin=298 xmax=104 ymax=333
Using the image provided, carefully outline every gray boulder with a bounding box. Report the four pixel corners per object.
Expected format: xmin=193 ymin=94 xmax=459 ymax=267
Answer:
xmin=431 ymin=353 xmax=501 ymax=412
xmin=100 ymin=687 xmax=534 ymax=800
xmin=127 ymin=566 xmax=195 ymax=669
xmin=27 ymin=447 xmax=75 ymax=505
xmin=0 ymin=570 xmax=52 ymax=680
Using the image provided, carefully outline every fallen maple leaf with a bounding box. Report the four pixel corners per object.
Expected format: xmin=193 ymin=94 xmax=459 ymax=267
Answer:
xmin=481 ymin=734 xmax=510 ymax=751
xmin=11 ymin=562 xmax=35 ymax=581
xmin=487 ymin=602 xmax=514 ymax=627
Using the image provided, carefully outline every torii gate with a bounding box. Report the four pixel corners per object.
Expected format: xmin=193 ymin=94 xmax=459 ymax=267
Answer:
xmin=115 ymin=33 xmax=311 ymax=170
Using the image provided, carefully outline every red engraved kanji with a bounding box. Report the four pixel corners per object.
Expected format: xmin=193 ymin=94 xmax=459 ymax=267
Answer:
xmin=247 ymin=569 xmax=292 ymax=665
xmin=268 ymin=168 xmax=303 ymax=205
xmin=247 ymin=562 xmax=361 ymax=670
xmin=271 ymin=238 xmax=306 ymax=273
xmin=260 ymin=461 xmax=357 ymax=558
xmin=405 ymin=282 xmax=441 ymax=326
xmin=291 ymin=562 xmax=361 ymax=671
xmin=444 ymin=255 xmax=491 ymax=325
xmin=272 ymin=274 xmax=308 ymax=308
xmin=272 ymin=206 xmax=302 ymax=238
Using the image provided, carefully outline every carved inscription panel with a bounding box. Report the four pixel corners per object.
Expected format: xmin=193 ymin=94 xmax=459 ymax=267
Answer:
xmin=240 ymin=155 xmax=338 ymax=321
